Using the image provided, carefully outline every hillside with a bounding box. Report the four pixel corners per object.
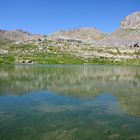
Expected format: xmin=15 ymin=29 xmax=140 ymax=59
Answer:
xmin=0 ymin=29 xmax=33 ymax=42
xmin=95 ymin=11 xmax=140 ymax=47
xmin=0 ymin=11 xmax=140 ymax=65
xmin=0 ymin=29 xmax=46 ymax=44
xmin=49 ymin=28 xmax=106 ymax=42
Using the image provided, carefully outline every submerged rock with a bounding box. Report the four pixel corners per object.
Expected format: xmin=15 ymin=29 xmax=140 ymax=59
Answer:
xmin=108 ymin=133 xmax=120 ymax=139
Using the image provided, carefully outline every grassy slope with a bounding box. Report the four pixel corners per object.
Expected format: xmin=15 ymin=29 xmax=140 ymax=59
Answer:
xmin=0 ymin=41 xmax=140 ymax=65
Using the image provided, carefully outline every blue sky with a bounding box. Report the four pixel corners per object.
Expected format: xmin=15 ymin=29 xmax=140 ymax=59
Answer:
xmin=0 ymin=0 xmax=140 ymax=34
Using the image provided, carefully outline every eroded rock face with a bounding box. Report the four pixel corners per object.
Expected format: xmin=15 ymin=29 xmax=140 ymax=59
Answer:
xmin=120 ymin=12 xmax=140 ymax=29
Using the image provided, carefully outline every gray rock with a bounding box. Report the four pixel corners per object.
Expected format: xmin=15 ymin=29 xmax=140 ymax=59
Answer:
xmin=121 ymin=11 xmax=140 ymax=29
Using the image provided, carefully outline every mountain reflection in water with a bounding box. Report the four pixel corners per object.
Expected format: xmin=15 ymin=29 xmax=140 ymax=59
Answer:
xmin=0 ymin=65 xmax=140 ymax=116
xmin=0 ymin=65 xmax=140 ymax=140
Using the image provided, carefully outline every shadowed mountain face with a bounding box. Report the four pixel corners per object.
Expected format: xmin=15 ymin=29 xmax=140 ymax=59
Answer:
xmin=0 ymin=65 xmax=140 ymax=116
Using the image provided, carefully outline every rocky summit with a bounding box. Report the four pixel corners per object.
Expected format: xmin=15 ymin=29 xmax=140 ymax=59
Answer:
xmin=120 ymin=12 xmax=140 ymax=29
xmin=95 ymin=11 xmax=140 ymax=47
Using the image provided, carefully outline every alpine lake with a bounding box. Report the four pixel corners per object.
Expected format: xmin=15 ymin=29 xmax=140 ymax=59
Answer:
xmin=0 ymin=64 xmax=140 ymax=140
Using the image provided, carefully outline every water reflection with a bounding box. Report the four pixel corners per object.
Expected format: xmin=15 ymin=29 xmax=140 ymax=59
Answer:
xmin=0 ymin=65 xmax=140 ymax=140
xmin=0 ymin=65 xmax=140 ymax=116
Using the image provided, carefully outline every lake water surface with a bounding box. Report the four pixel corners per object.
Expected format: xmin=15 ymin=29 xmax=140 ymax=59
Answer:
xmin=0 ymin=65 xmax=140 ymax=140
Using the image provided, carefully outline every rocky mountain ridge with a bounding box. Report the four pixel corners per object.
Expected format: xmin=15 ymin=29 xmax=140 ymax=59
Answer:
xmin=49 ymin=28 xmax=107 ymax=42
xmin=0 ymin=29 xmax=46 ymax=43
xmin=95 ymin=28 xmax=140 ymax=47
xmin=120 ymin=12 xmax=140 ymax=29
xmin=0 ymin=11 xmax=140 ymax=47
xmin=94 ymin=11 xmax=140 ymax=47
xmin=0 ymin=11 xmax=140 ymax=65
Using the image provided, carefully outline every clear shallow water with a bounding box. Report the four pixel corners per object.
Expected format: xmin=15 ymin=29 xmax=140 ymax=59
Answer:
xmin=0 ymin=64 xmax=140 ymax=140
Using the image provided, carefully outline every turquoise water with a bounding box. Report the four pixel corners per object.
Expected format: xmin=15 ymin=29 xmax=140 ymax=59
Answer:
xmin=0 ymin=65 xmax=140 ymax=140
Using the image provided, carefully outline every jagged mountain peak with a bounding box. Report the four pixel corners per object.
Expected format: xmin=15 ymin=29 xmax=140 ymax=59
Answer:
xmin=120 ymin=11 xmax=140 ymax=29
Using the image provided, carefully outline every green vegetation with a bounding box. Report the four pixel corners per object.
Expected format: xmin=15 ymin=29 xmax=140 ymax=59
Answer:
xmin=0 ymin=41 xmax=140 ymax=65
xmin=0 ymin=55 xmax=15 ymax=64
xmin=124 ymin=58 xmax=140 ymax=65
xmin=26 ymin=54 xmax=85 ymax=64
